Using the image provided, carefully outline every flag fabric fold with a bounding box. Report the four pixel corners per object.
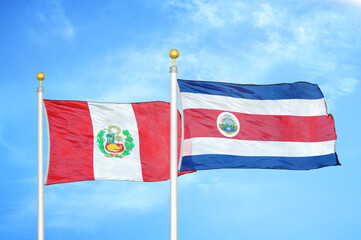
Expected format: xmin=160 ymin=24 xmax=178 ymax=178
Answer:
xmin=44 ymin=100 xmax=184 ymax=185
xmin=178 ymin=79 xmax=339 ymax=172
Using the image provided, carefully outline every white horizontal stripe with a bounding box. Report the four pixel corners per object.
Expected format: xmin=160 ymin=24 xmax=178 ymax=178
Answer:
xmin=183 ymin=138 xmax=336 ymax=157
xmin=181 ymin=92 xmax=328 ymax=116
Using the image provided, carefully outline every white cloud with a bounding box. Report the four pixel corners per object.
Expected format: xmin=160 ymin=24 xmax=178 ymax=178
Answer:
xmin=178 ymin=170 xmax=295 ymax=213
xmin=77 ymin=47 xmax=172 ymax=103
xmin=320 ymin=77 xmax=359 ymax=107
xmin=29 ymin=0 xmax=75 ymax=43
xmin=44 ymin=182 xmax=168 ymax=229
xmin=253 ymin=2 xmax=284 ymax=28
xmin=249 ymin=3 xmax=360 ymax=106
xmin=165 ymin=0 xmax=246 ymax=28
xmin=172 ymin=1 xmax=360 ymax=108
xmin=57 ymin=0 xmax=359 ymax=107
xmin=338 ymin=78 xmax=358 ymax=93
xmin=5 ymin=181 xmax=169 ymax=231
xmin=333 ymin=0 xmax=361 ymax=7
xmin=0 ymin=127 xmax=26 ymax=160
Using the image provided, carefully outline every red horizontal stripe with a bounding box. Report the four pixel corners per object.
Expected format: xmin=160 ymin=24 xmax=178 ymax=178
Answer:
xmin=44 ymin=100 xmax=95 ymax=185
xmin=184 ymin=109 xmax=336 ymax=142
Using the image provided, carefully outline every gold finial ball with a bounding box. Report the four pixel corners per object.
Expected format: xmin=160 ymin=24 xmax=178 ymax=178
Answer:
xmin=36 ymin=72 xmax=45 ymax=81
xmin=169 ymin=49 xmax=179 ymax=60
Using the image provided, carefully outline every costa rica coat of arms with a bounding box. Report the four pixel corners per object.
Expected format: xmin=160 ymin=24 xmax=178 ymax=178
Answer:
xmin=97 ymin=125 xmax=135 ymax=158
xmin=217 ymin=112 xmax=240 ymax=137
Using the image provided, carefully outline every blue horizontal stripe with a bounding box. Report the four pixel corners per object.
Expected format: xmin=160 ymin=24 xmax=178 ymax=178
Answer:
xmin=178 ymin=79 xmax=324 ymax=100
xmin=180 ymin=153 xmax=340 ymax=172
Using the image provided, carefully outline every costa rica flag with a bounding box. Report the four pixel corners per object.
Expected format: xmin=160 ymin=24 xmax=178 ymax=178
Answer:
xmin=178 ymin=79 xmax=339 ymax=172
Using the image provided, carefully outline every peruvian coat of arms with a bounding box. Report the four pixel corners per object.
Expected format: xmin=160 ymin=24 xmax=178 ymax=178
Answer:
xmin=97 ymin=125 xmax=135 ymax=158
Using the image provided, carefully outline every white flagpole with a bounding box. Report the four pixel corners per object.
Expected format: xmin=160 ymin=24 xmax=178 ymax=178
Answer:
xmin=169 ymin=49 xmax=179 ymax=240
xmin=37 ymin=72 xmax=45 ymax=240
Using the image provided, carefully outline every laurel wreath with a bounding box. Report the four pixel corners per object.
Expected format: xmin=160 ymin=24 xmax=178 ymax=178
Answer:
xmin=97 ymin=129 xmax=135 ymax=158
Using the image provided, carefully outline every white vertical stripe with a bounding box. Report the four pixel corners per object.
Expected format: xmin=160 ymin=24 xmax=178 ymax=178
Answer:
xmin=88 ymin=102 xmax=143 ymax=181
xmin=183 ymin=138 xmax=336 ymax=157
xmin=181 ymin=92 xmax=328 ymax=116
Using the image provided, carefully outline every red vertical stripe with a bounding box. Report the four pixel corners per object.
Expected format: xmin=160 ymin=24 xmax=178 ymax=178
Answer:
xmin=44 ymin=100 xmax=95 ymax=185
xmin=132 ymin=102 xmax=185 ymax=182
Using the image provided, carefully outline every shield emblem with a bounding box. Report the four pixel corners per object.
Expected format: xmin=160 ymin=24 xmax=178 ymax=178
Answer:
xmin=105 ymin=142 xmax=125 ymax=154
xmin=97 ymin=125 xmax=135 ymax=159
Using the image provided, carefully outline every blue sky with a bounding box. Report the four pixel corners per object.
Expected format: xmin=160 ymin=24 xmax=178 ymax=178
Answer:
xmin=1 ymin=0 xmax=361 ymax=239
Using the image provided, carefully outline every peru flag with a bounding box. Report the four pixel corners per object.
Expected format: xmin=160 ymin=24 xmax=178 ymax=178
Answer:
xmin=44 ymin=100 xmax=183 ymax=185
xmin=178 ymin=79 xmax=339 ymax=172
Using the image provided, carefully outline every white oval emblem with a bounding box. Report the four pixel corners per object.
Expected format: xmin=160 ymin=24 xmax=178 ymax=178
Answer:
xmin=217 ymin=112 xmax=240 ymax=137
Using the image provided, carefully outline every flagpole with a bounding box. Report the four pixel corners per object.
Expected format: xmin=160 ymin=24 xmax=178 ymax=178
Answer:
xmin=169 ymin=49 xmax=179 ymax=240
xmin=37 ymin=72 xmax=45 ymax=240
